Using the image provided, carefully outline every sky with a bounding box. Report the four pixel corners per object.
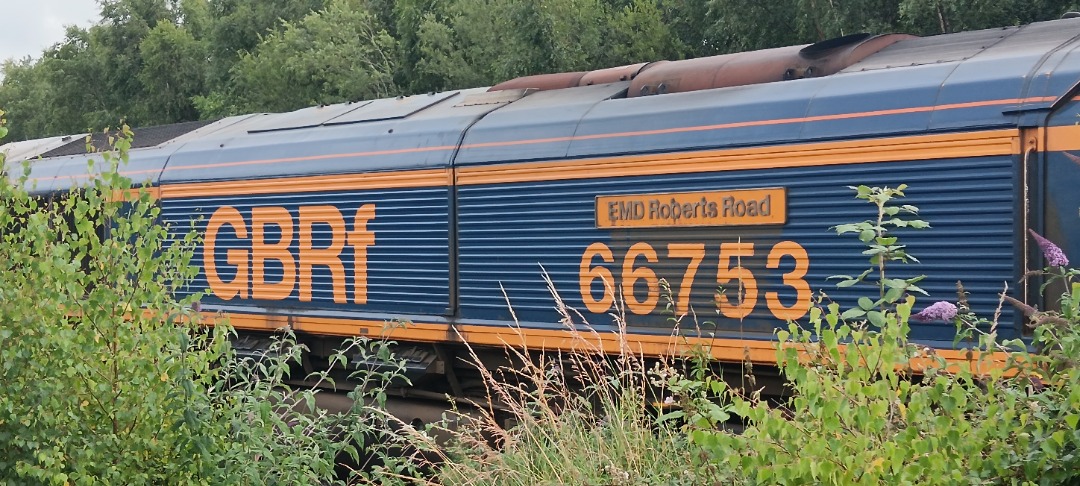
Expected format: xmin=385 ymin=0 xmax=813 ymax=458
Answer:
xmin=1 ymin=0 xmax=101 ymax=62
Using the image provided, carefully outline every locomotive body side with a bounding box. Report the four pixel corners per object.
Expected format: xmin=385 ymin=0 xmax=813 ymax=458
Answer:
xmin=7 ymin=19 xmax=1080 ymax=378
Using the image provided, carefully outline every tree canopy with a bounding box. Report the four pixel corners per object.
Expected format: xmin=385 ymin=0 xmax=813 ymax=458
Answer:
xmin=1 ymin=0 xmax=1078 ymax=141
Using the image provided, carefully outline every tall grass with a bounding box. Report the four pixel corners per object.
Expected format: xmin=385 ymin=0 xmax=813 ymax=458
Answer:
xmin=365 ymin=275 xmax=723 ymax=485
xmin=354 ymin=185 xmax=1080 ymax=485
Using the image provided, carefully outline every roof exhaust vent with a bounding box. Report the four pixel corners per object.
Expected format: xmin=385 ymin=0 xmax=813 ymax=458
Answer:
xmin=628 ymin=32 xmax=916 ymax=97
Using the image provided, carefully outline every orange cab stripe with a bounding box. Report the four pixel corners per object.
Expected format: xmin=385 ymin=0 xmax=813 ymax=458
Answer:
xmin=455 ymin=129 xmax=1020 ymax=185
xmin=160 ymin=168 xmax=452 ymax=198
xmin=200 ymin=311 xmax=1009 ymax=370
xmin=1044 ymin=125 xmax=1080 ymax=152
xmin=200 ymin=311 xmax=779 ymax=363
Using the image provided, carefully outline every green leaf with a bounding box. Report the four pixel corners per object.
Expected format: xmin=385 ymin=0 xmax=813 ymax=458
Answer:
xmin=858 ymin=297 xmax=875 ymax=310
xmin=882 ymin=278 xmax=907 ymax=289
xmin=867 ymin=310 xmax=886 ymax=327
xmin=833 ymin=223 xmax=861 ymax=234
xmin=842 ymin=307 xmax=867 ymax=320
xmin=906 ymin=284 xmax=929 ymax=296
xmin=656 ymin=410 xmax=685 ymax=423
xmin=876 ymin=236 xmax=898 ymax=246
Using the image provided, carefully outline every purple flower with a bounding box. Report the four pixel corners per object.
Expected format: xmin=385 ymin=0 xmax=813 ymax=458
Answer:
xmin=1029 ymin=230 xmax=1069 ymax=267
xmin=913 ymin=301 xmax=958 ymax=322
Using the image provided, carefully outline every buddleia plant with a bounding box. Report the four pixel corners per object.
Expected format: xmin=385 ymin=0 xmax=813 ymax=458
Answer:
xmin=680 ymin=185 xmax=1080 ymax=484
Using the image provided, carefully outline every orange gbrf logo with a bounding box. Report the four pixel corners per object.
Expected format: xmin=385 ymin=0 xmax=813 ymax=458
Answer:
xmin=203 ymin=204 xmax=376 ymax=304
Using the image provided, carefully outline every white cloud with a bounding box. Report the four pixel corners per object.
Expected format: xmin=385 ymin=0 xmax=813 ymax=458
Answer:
xmin=0 ymin=0 xmax=101 ymax=62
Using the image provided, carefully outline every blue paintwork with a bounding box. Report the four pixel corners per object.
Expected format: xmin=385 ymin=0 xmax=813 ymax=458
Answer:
xmin=456 ymin=82 xmax=630 ymax=164
xmin=456 ymin=156 xmax=1020 ymax=345
xmin=160 ymin=89 xmax=494 ymax=184
xmin=1039 ymin=99 xmax=1080 ymax=301
xmin=8 ymin=18 xmax=1080 ymax=354
xmin=163 ymin=184 xmax=453 ymax=317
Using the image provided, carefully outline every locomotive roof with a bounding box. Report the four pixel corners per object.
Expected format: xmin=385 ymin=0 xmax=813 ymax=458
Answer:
xmin=6 ymin=17 xmax=1080 ymax=192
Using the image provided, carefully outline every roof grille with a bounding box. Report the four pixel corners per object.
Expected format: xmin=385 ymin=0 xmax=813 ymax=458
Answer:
xmin=36 ymin=119 xmax=216 ymax=159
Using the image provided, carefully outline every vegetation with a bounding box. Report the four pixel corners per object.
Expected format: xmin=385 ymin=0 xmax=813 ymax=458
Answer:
xmin=0 ymin=117 xmax=410 ymax=484
xmin=6 ymin=2 xmax=1080 ymax=478
xmin=3 ymin=102 xmax=1080 ymax=482
xmin=673 ymin=187 xmax=1080 ymax=484
xmin=386 ymin=310 xmax=713 ymax=485
xmin=366 ymin=185 xmax=1080 ymax=485
xmin=2 ymin=0 xmax=1080 ymax=141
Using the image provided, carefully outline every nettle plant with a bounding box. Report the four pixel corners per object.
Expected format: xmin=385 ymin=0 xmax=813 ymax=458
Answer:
xmin=671 ymin=185 xmax=1080 ymax=485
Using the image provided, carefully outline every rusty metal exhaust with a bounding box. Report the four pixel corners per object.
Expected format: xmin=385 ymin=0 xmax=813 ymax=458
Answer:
xmin=487 ymin=32 xmax=916 ymax=97
xmin=628 ymin=33 xmax=916 ymax=97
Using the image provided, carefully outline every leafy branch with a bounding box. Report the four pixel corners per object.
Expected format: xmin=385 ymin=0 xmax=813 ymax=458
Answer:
xmin=830 ymin=184 xmax=929 ymax=326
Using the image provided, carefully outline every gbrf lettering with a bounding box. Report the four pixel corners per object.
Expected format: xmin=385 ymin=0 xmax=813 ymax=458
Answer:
xmin=203 ymin=204 xmax=376 ymax=304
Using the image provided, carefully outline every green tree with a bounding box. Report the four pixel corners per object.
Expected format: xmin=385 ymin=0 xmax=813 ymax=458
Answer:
xmin=197 ymin=0 xmax=327 ymax=113
xmin=0 ymin=60 xmax=55 ymax=141
xmin=898 ymin=0 xmax=1076 ymax=34
xmin=137 ymin=21 xmax=207 ymax=124
xmin=203 ymin=0 xmax=327 ymax=78
xmin=88 ymin=0 xmax=180 ymax=123
xmin=214 ymin=0 xmax=398 ymax=115
xmin=705 ymin=0 xmax=1077 ymax=52
xmin=2 ymin=0 xmax=206 ymax=136
xmin=659 ymin=0 xmax=721 ymax=58
xmin=607 ymin=0 xmax=685 ymax=64
xmin=411 ymin=0 xmax=682 ymax=93
xmin=391 ymin=0 xmax=454 ymax=93
xmin=39 ymin=26 xmax=122 ymax=134
xmin=704 ymin=0 xmax=894 ymax=52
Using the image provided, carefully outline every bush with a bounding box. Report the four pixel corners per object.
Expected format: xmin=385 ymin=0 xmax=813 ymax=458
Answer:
xmin=0 ymin=116 xmax=404 ymax=484
xmin=677 ymin=185 xmax=1080 ymax=484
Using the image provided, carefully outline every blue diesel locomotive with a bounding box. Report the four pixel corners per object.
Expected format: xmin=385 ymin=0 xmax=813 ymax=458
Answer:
xmin=6 ymin=18 xmax=1080 ymax=403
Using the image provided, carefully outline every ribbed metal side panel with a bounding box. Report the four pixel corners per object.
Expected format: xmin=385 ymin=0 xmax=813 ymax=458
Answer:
xmin=163 ymin=187 xmax=450 ymax=316
xmin=457 ymin=156 xmax=1019 ymax=342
